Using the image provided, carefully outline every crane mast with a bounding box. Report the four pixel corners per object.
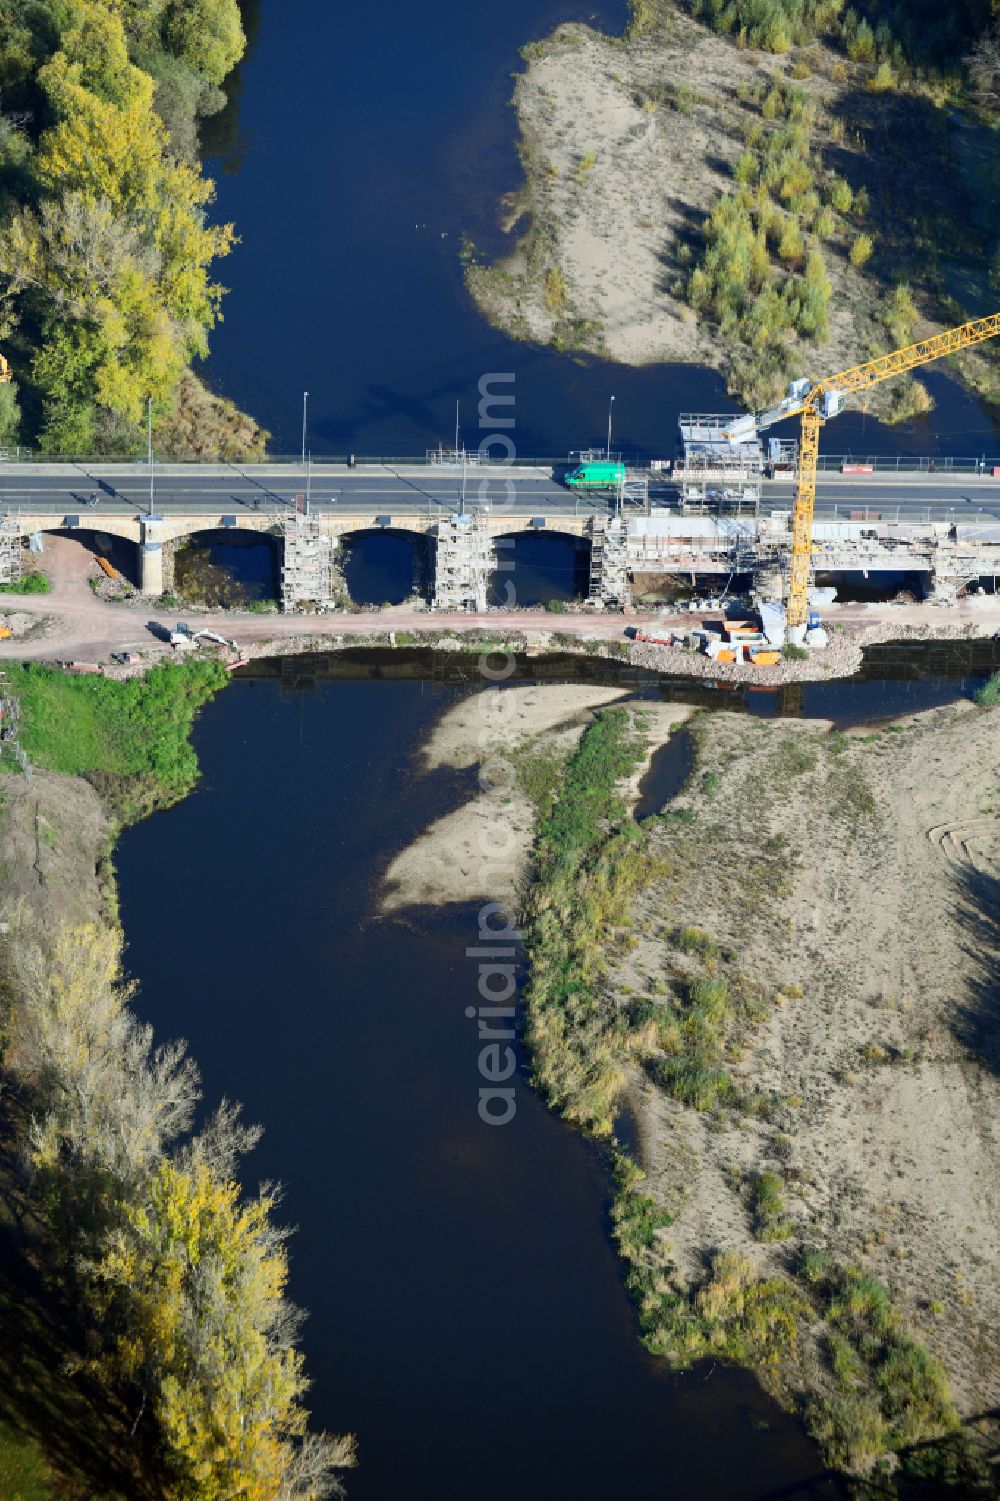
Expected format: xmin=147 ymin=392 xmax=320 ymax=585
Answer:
xmin=725 ymin=312 xmax=1000 ymax=635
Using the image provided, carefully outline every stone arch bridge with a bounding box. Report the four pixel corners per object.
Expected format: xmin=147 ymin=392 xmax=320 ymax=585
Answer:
xmin=10 ymin=509 xmax=598 ymax=608
xmin=9 ymin=508 xmax=992 ymax=608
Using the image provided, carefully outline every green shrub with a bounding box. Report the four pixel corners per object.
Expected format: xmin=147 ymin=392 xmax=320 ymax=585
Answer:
xmin=675 ymin=926 xmax=719 ymax=958
xmin=845 ymin=15 xmax=876 ymax=61
xmin=799 ymin=1258 xmax=962 ymax=1470
xmin=0 ymin=571 xmax=49 ymax=594
xmin=751 ymin=1169 xmax=794 ymax=1241
xmin=849 ymin=232 xmax=874 ymax=267
xmin=640 ymin=1251 xmax=808 ymax=1368
xmin=974 ymin=671 xmax=1000 ymax=707
xmin=685 ymin=77 xmax=834 ymax=395
xmin=827 ymin=176 xmax=853 ymax=215
xmin=694 ymin=0 xmax=843 ymax=52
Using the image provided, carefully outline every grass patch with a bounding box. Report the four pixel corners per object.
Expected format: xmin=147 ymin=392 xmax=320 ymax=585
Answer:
xmin=656 ymin=970 xmax=740 ymax=1111
xmin=512 ymin=743 xmax=565 ymax=818
xmin=0 ymin=1420 xmax=56 ymax=1500
xmin=827 ymin=759 xmax=878 ymax=825
xmin=973 ymin=671 xmax=1000 ymax=707
xmin=798 ymin=1253 xmax=971 ymax=1476
xmin=522 ymin=707 xmax=655 ymax=1132
xmin=0 ymin=572 xmax=49 ymax=595
xmin=783 ymin=642 xmax=808 ymax=661
xmin=674 ymin=925 xmax=719 ymax=959
xmin=774 ymin=736 xmax=817 ymax=777
xmin=750 ymin=1170 xmax=794 ymax=1242
xmin=640 ymin=1245 xmax=807 ymax=1370
xmin=8 ymin=659 xmax=229 ymax=819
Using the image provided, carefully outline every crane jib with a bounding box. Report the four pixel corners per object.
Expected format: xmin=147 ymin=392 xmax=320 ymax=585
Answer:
xmin=781 ymin=310 xmax=1000 ymax=636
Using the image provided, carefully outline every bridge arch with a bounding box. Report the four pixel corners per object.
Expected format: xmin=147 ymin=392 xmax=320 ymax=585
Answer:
xmin=489 ymin=527 xmax=591 ymax=608
xmin=38 ymin=525 xmax=141 ymax=591
xmin=338 ymin=525 xmax=433 ymax=606
xmin=169 ymin=525 xmax=281 ymax=607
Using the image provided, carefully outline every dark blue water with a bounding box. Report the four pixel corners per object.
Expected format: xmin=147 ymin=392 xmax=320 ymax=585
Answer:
xmin=201 ymin=1 xmax=1000 ymax=462
xmin=173 ymin=530 xmax=278 ymax=603
xmin=113 ymin=675 xmax=838 ymax=1501
xmin=340 ymin=530 xmax=428 ymax=605
xmin=341 ymin=530 xmax=591 ymax=606
xmin=489 ymin=532 xmax=590 ymax=606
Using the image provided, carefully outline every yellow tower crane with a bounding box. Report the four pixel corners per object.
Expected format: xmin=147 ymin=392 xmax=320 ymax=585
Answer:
xmin=726 ymin=311 xmax=1000 ymax=636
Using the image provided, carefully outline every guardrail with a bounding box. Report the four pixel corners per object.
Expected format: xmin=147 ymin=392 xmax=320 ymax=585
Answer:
xmin=1 ymin=449 xmax=999 ymax=473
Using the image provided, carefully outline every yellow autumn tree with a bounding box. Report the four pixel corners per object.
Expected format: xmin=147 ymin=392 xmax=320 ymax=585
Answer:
xmin=0 ymin=0 xmax=235 ymax=451
xmin=94 ymin=1159 xmax=354 ymax=1499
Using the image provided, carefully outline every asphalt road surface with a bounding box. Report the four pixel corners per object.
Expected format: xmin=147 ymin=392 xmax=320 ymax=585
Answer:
xmin=1 ymin=463 xmax=998 ymax=523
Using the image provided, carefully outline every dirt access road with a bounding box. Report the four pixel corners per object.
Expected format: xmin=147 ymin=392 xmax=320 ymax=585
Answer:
xmin=1 ymin=535 xmax=998 ymax=667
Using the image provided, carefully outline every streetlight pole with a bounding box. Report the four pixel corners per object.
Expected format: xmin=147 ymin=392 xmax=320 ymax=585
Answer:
xmin=306 ymin=450 xmax=312 ymax=507
xmin=302 ymin=391 xmax=309 ymax=467
xmin=607 ymin=394 xmax=615 ymax=460
xmin=148 ymin=396 xmax=154 ymax=512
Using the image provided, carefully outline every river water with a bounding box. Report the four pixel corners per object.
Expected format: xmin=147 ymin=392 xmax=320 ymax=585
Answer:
xmin=200 ymin=0 xmax=1000 ymax=462
xmin=112 ymin=647 xmax=999 ymax=1499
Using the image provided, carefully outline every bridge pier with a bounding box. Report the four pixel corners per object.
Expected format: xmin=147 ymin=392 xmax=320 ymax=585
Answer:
xmin=281 ymin=514 xmax=339 ymax=610
xmin=588 ymin=517 xmax=630 ymax=608
xmin=433 ymin=514 xmax=494 ymax=610
xmin=140 ymin=542 xmax=163 ymax=596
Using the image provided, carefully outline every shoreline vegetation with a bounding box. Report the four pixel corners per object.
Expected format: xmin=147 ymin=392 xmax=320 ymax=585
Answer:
xmin=513 ymin=700 xmax=999 ymax=1493
xmin=0 ymin=0 xmax=267 ymax=459
xmin=0 ymin=660 xmax=352 ymax=1497
xmin=464 ymin=0 xmax=1000 ymax=416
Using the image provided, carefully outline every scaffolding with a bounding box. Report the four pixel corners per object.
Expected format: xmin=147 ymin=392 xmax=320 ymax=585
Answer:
xmin=0 ymin=670 xmax=29 ymax=778
xmin=617 ymin=472 xmax=649 ymax=512
xmin=432 ymin=512 xmax=493 ymax=611
xmin=589 ymin=516 xmax=630 ymax=608
xmin=281 ymin=515 xmax=337 ymax=611
xmin=0 ymin=514 xmax=22 ymax=587
xmin=675 ymin=414 xmax=765 ymax=512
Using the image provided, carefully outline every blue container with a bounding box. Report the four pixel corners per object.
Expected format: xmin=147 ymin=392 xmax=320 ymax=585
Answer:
xmin=808 ymin=611 xmax=821 ymax=629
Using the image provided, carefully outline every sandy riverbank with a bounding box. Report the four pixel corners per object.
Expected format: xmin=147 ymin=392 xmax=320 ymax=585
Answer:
xmin=465 ymin=7 xmax=998 ymax=413
xmin=617 ymin=704 xmax=1000 ymax=1424
xmin=381 ymin=690 xmax=701 ymax=914
xmin=380 ymin=684 xmax=635 ymax=911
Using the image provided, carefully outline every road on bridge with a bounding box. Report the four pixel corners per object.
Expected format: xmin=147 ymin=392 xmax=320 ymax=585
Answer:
xmin=1 ymin=462 xmax=998 ymax=524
